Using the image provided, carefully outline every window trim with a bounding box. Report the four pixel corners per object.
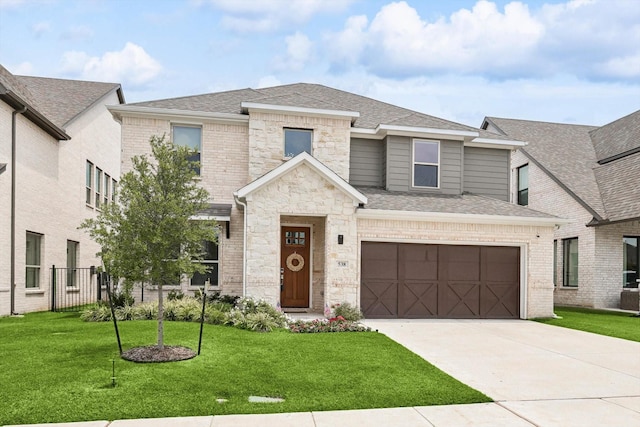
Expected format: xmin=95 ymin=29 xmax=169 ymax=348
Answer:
xmin=412 ymin=139 xmax=440 ymax=189
xmin=562 ymin=237 xmax=579 ymax=288
xmin=283 ymin=128 xmax=313 ymax=159
xmin=26 ymin=232 xmax=42 ymax=289
xmin=553 ymin=239 xmax=558 ymax=286
xmin=517 ymin=164 xmax=529 ymax=206
xmin=104 ymin=173 xmax=110 ymax=206
xmin=171 ymin=124 xmax=203 ymax=175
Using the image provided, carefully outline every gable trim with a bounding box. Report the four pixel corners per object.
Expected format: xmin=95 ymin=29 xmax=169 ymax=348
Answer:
xmin=240 ymin=102 xmax=360 ymax=122
xmin=234 ymin=152 xmax=367 ymax=204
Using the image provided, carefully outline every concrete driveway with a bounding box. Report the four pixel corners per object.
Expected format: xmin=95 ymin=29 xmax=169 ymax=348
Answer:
xmin=363 ymin=318 xmax=640 ymax=426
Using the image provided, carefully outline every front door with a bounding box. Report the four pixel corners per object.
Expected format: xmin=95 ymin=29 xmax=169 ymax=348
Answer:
xmin=281 ymin=226 xmax=310 ymax=308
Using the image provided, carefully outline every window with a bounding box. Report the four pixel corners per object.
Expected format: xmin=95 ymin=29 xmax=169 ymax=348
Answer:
xmin=86 ymin=161 xmax=94 ymax=205
xmin=173 ymin=125 xmax=202 ymax=175
xmin=66 ymin=240 xmax=78 ymax=287
xmin=563 ymin=238 xmax=578 ymax=287
xmin=517 ymin=164 xmax=529 ymax=206
xmin=623 ymin=237 xmax=639 ymax=288
xmin=111 ymin=179 xmax=117 ymax=203
xmin=26 ymin=232 xmax=42 ymax=288
xmin=413 ymin=139 xmax=439 ymax=188
xmin=191 ymin=240 xmax=219 ymax=287
xmin=104 ymin=174 xmax=110 ymax=206
xmin=284 ymin=128 xmax=312 ymax=158
xmin=95 ymin=167 xmax=103 ymax=209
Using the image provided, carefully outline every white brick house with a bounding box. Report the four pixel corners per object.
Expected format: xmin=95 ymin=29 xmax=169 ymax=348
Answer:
xmin=0 ymin=65 xmax=124 ymax=315
xmin=110 ymin=84 xmax=564 ymax=319
xmin=482 ymin=112 xmax=640 ymax=310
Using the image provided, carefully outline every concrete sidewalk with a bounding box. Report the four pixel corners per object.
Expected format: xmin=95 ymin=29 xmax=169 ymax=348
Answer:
xmin=5 ymin=320 xmax=640 ymax=426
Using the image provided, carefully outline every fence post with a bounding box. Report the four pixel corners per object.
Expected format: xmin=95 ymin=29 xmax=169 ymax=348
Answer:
xmin=51 ymin=265 xmax=56 ymax=312
xmin=97 ymin=272 xmax=102 ymax=301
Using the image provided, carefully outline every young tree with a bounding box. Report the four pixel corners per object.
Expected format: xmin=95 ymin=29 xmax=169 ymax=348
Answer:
xmin=81 ymin=135 xmax=217 ymax=349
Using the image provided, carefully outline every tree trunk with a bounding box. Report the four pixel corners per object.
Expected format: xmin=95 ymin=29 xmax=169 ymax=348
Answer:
xmin=157 ymin=282 xmax=164 ymax=349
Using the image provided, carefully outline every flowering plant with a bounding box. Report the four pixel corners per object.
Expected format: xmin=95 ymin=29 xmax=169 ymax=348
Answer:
xmin=288 ymin=315 xmax=371 ymax=333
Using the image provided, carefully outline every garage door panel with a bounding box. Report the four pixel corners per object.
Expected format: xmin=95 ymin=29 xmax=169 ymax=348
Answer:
xmin=361 ymin=243 xmax=398 ymax=280
xmin=481 ymin=282 xmax=520 ymax=318
xmin=361 ymin=280 xmax=398 ymax=318
xmin=483 ymin=247 xmax=520 ymax=282
xmin=399 ymin=281 xmax=438 ymax=318
xmin=399 ymin=244 xmax=438 ymax=280
xmin=441 ymin=282 xmax=481 ymax=318
xmin=444 ymin=246 xmax=481 ymax=281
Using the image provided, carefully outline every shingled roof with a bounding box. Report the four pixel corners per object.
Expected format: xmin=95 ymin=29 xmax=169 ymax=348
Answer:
xmin=484 ymin=114 xmax=640 ymax=225
xmin=16 ymin=75 xmax=124 ymax=128
xmin=128 ymin=83 xmax=509 ymax=140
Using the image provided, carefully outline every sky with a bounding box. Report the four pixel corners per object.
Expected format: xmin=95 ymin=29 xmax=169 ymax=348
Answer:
xmin=1 ymin=0 xmax=639 ymax=128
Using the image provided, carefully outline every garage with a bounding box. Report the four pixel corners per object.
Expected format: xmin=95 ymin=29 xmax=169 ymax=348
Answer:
xmin=360 ymin=242 xmax=520 ymax=319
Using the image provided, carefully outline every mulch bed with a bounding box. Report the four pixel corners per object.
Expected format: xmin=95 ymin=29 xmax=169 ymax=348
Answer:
xmin=121 ymin=345 xmax=196 ymax=363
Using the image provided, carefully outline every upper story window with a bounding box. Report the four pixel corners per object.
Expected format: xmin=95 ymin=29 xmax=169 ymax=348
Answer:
xmin=172 ymin=125 xmax=202 ymax=175
xmin=517 ymin=164 xmax=529 ymax=206
xmin=284 ymin=128 xmax=312 ymax=158
xmin=95 ymin=167 xmax=103 ymax=209
xmin=413 ymin=139 xmax=439 ymax=188
xmin=104 ymin=173 xmax=111 ymax=206
xmin=86 ymin=161 xmax=94 ymax=205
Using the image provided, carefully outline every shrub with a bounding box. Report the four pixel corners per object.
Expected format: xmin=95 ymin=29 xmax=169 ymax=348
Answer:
xmin=167 ymin=289 xmax=185 ymax=301
xmin=289 ymin=316 xmax=371 ymax=333
xmin=225 ymin=309 xmax=247 ymax=329
xmin=80 ymin=303 xmax=112 ymax=322
xmin=175 ymin=298 xmax=202 ymax=321
xmin=115 ymin=304 xmax=136 ymax=321
xmin=133 ymin=302 xmax=157 ymax=320
xmin=245 ymin=312 xmax=279 ymax=332
xmin=331 ymin=302 xmax=363 ymax=321
xmin=204 ymin=305 xmax=227 ymax=325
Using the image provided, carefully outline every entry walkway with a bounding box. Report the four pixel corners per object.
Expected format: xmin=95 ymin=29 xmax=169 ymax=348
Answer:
xmin=5 ymin=320 xmax=640 ymax=426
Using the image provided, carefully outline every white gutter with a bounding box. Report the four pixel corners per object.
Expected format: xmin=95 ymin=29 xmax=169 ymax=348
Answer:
xmin=107 ymin=105 xmax=249 ymax=124
xmin=233 ymin=193 xmax=248 ymax=297
xmin=357 ymin=209 xmax=569 ymax=227
xmin=240 ymin=102 xmax=360 ymax=122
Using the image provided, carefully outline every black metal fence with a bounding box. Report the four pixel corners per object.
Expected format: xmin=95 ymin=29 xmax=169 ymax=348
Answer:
xmin=50 ymin=265 xmax=108 ymax=312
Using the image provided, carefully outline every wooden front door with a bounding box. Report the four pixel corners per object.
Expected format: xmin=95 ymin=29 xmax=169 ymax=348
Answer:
xmin=281 ymin=226 xmax=310 ymax=308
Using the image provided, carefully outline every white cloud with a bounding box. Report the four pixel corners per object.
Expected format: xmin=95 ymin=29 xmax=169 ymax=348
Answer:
xmin=60 ymin=25 xmax=93 ymax=41
xmin=206 ymin=0 xmax=355 ymax=32
xmin=272 ymin=32 xmax=313 ymax=71
xmin=31 ymin=21 xmax=49 ymax=37
xmin=60 ymin=42 xmax=162 ymax=86
xmin=323 ymin=0 xmax=640 ymax=81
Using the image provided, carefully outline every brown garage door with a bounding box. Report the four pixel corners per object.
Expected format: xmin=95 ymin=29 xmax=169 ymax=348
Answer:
xmin=361 ymin=242 xmax=520 ymax=319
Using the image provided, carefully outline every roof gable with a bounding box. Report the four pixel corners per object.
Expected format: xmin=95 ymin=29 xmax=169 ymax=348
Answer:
xmin=590 ymin=109 xmax=640 ymax=163
xmin=235 ymin=151 xmax=367 ymax=204
xmin=484 ymin=116 xmax=605 ymax=220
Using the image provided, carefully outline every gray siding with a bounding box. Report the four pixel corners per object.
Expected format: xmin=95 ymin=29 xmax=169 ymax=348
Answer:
xmin=386 ymin=136 xmax=462 ymax=194
xmin=386 ymin=135 xmax=410 ymax=191
xmin=349 ymin=138 xmax=384 ymax=187
xmin=463 ymin=147 xmax=510 ymax=201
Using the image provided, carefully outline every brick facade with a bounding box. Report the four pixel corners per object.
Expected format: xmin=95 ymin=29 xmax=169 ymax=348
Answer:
xmin=0 ymin=92 xmax=121 ymax=315
xmin=511 ymin=150 xmax=640 ymax=308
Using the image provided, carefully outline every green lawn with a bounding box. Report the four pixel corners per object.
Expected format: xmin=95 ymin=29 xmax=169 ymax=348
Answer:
xmin=0 ymin=312 xmax=489 ymax=425
xmin=536 ymin=306 xmax=640 ymax=342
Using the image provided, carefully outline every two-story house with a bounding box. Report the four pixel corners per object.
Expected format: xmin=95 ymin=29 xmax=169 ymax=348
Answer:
xmin=109 ymin=83 xmax=562 ymax=319
xmin=482 ymin=111 xmax=640 ymax=310
xmin=0 ymin=65 xmax=124 ymax=315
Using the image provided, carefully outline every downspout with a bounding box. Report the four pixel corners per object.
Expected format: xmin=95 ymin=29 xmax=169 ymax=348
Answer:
xmin=234 ymin=194 xmax=248 ymax=297
xmin=11 ymin=105 xmax=27 ymax=315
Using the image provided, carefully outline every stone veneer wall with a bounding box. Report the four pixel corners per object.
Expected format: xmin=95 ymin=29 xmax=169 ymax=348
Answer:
xmin=247 ymin=112 xmax=352 ymax=182
xmin=244 ymin=162 xmax=359 ymax=308
xmin=357 ymin=217 xmax=556 ymax=319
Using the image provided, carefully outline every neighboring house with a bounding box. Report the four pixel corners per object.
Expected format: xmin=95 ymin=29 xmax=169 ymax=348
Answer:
xmin=482 ymin=111 xmax=640 ymax=310
xmin=109 ymin=83 xmax=563 ymax=319
xmin=0 ymin=65 xmax=124 ymax=315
